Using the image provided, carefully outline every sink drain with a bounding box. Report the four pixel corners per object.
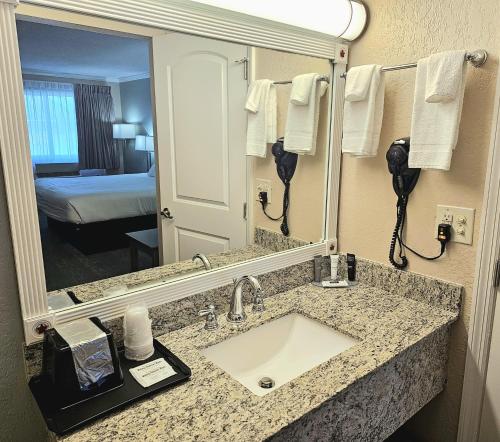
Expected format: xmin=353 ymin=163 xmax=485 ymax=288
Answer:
xmin=258 ymin=377 xmax=275 ymax=389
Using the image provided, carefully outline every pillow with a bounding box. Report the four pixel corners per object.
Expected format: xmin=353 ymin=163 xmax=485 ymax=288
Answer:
xmin=147 ymin=165 xmax=155 ymax=177
xmin=79 ymin=169 xmax=106 ymax=177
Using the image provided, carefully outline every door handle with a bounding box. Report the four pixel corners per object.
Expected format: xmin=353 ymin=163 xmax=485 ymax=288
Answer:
xmin=161 ymin=207 xmax=174 ymax=220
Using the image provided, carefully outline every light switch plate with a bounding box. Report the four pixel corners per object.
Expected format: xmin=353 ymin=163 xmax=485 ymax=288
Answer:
xmin=435 ymin=205 xmax=475 ymax=245
xmin=255 ymin=178 xmax=272 ymax=203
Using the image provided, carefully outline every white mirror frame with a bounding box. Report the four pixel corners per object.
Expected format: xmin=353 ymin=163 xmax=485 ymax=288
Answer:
xmin=0 ymin=0 xmax=347 ymax=344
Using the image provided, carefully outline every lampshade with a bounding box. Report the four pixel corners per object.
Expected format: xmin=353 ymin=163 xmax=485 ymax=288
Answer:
xmin=189 ymin=0 xmax=367 ymax=41
xmin=113 ymin=124 xmax=136 ymax=140
xmin=135 ymin=135 xmax=154 ymax=152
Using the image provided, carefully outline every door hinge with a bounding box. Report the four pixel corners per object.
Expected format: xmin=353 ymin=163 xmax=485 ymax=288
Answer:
xmin=243 ymin=202 xmax=247 ymax=220
xmin=494 ymin=259 xmax=500 ymax=287
xmin=234 ymin=57 xmax=248 ymax=80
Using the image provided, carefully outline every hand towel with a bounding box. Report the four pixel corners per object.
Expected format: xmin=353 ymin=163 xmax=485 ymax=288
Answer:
xmin=284 ymin=74 xmax=328 ymax=155
xmin=344 ymin=64 xmax=377 ymax=102
xmin=409 ymin=57 xmax=466 ymax=170
xmin=290 ymin=73 xmax=316 ymax=105
xmin=425 ymin=50 xmax=466 ymax=103
xmin=245 ymin=80 xmax=277 ymax=158
xmin=341 ymin=65 xmax=385 ymax=157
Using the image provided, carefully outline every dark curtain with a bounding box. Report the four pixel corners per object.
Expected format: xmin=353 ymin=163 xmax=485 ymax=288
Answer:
xmin=74 ymin=84 xmax=119 ymax=170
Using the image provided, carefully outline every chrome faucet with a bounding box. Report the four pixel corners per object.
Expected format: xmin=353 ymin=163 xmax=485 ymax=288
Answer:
xmin=227 ymin=275 xmax=265 ymax=323
xmin=192 ymin=253 xmax=212 ymax=270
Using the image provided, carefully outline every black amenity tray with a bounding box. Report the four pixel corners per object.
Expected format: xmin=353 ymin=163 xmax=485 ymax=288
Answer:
xmin=29 ymin=339 xmax=191 ymax=436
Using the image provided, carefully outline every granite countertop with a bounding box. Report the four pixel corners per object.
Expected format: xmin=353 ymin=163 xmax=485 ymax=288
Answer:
xmin=48 ymin=244 xmax=274 ymax=304
xmin=60 ymin=281 xmax=458 ymax=441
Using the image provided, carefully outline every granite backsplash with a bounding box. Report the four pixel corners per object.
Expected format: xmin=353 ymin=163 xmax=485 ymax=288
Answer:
xmin=24 ymin=254 xmax=462 ymax=379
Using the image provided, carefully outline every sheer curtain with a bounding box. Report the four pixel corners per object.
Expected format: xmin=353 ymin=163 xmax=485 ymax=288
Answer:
xmin=23 ymin=80 xmax=79 ymax=164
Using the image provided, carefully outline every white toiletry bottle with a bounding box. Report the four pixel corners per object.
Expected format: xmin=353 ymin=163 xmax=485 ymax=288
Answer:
xmin=330 ymin=254 xmax=339 ymax=281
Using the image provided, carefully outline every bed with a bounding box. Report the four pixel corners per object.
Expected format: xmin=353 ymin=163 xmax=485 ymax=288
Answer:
xmin=35 ymin=173 xmax=158 ymax=254
xmin=35 ymin=173 xmax=157 ymax=224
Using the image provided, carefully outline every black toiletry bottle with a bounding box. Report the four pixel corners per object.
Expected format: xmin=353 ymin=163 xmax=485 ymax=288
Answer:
xmin=347 ymin=253 xmax=356 ymax=282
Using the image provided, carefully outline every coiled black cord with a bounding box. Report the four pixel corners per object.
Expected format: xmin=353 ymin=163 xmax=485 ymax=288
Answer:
xmin=389 ymin=195 xmax=447 ymax=270
xmin=397 ymin=201 xmax=446 ymax=260
xmin=389 ymin=197 xmax=409 ymax=269
xmin=260 ymin=182 xmax=291 ymax=236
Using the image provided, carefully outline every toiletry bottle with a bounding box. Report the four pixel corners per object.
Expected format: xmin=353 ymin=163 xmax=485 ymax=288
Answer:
xmin=313 ymin=255 xmax=323 ymax=283
xmin=330 ymin=255 xmax=339 ymax=281
xmin=347 ymin=253 xmax=356 ymax=282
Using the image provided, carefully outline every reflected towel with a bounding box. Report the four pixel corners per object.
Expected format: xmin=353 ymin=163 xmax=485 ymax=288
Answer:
xmin=290 ymin=73 xmax=316 ymax=105
xmin=245 ymin=79 xmax=277 ymax=158
xmin=284 ymin=74 xmax=328 ymax=155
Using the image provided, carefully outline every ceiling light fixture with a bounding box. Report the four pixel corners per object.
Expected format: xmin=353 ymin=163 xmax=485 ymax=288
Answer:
xmin=189 ymin=0 xmax=367 ymax=41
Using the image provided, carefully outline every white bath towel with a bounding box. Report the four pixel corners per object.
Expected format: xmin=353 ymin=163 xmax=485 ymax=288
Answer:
xmin=284 ymin=74 xmax=328 ymax=155
xmin=425 ymin=50 xmax=466 ymax=103
xmin=344 ymin=65 xmax=376 ymax=102
xmin=245 ymin=79 xmax=277 ymax=158
xmin=290 ymin=73 xmax=316 ymax=105
xmin=409 ymin=57 xmax=466 ymax=170
xmin=341 ymin=65 xmax=385 ymax=157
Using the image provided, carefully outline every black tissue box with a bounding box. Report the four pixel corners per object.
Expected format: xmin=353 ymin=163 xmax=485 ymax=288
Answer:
xmin=42 ymin=317 xmax=123 ymax=408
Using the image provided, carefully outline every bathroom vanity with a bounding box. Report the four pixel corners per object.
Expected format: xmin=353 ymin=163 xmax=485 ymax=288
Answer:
xmin=53 ymin=257 xmax=460 ymax=441
xmin=0 ymin=1 xmax=465 ymax=440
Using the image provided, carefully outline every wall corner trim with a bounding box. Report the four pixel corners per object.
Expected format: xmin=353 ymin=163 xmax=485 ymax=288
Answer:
xmin=458 ymin=46 xmax=500 ymax=442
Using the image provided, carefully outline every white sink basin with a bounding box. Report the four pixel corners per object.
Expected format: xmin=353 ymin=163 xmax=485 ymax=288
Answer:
xmin=201 ymin=313 xmax=358 ymax=396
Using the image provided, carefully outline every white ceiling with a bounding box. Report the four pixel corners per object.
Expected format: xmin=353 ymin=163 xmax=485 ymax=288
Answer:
xmin=17 ymin=20 xmax=150 ymax=83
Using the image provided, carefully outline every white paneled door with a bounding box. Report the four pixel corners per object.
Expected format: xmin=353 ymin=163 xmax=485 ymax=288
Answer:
xmin=152 ymin=33 xmax=248 ymax=264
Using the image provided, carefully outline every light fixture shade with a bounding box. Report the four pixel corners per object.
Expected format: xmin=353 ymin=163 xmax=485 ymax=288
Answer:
xmin=189 ymin=0 xmax=367 ymax=41
xmin=113 ymin=123 xmax=136 ymax=140
xmin=135 ymin=135 xmax=154 ymax=152
xmin=340 ymin=1 xmax=367 ymax=41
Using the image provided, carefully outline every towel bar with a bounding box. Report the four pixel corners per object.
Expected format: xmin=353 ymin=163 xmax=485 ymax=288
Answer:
xmin=340 ymin=49 xmax=488 ymax=79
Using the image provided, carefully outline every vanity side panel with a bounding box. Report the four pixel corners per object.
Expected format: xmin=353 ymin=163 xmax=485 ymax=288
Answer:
xmin=270 ymin=325 xmax=451 ymax=442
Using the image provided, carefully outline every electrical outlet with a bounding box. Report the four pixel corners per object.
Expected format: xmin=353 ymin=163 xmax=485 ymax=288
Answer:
xmin=256 ymin=178 xmax=272 ymax=204
xmin=435 ymin=205 xmax=475 ymax=245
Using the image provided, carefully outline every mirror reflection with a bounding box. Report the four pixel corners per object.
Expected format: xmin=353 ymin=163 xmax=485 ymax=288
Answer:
xmin=17 ymin=19 xmax=331 ymax=308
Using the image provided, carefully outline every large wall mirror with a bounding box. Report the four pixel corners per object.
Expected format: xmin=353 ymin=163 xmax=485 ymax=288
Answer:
xmin=12 ymin=6 xmax=335 ymax=313
xmin=0 ymin=0 xmax=346 ymax=341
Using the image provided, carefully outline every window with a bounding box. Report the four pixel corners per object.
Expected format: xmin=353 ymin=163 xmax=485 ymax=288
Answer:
xmin=23 ymin=80 xmax=79 ymax=164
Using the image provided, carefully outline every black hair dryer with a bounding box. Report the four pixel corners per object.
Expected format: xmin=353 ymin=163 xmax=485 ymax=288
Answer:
xmin=258 ymin=138 xmax=298 ymax=237
xmin=386 ymin=138 xmax=421 ymax=269
xmin=386 ymin=138 xmax=450 ymax=269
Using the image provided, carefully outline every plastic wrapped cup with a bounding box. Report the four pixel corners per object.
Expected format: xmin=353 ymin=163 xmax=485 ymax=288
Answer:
xmin=123 ymin=303 xmax=154 ymax=361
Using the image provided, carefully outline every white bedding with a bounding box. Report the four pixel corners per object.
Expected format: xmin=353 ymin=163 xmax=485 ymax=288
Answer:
xmin=35 ymin=173 xmax=157 ymax=224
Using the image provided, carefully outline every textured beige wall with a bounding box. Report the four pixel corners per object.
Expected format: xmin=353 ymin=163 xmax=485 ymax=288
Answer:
xmin=251 ymin=48 xmax=330 ymax=243
xmin=339 ymin=1 xmax=500 ymax=440
xmin=0 ymin=159 xmax=47 ymax=440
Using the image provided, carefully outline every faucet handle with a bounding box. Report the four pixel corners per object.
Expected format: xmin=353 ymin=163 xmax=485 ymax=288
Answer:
xmin=199 ymin=304 xmax=219 ymax=330
xmin=252 ymin=289 xmax=265 ymax=313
